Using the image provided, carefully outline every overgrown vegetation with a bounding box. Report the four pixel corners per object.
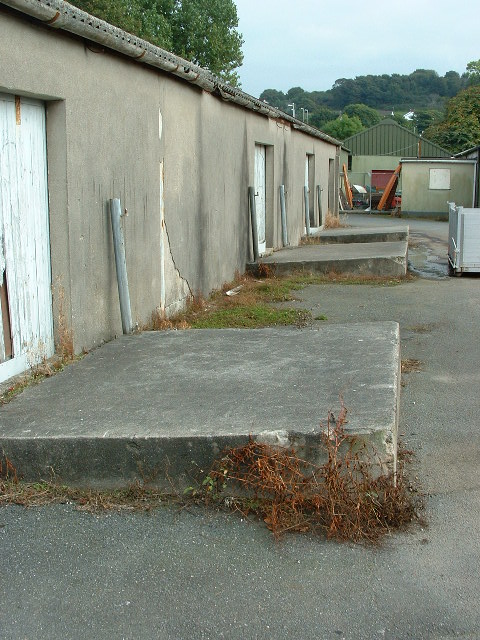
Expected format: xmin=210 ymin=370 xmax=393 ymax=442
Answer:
xmin=322 ymin=211 xmax=349 ymax=229
xmin=203 ymin=406 xmax=423 ymax=543
xmin=0 ymin=406 xmax=424 ymax=544
xmin=145 ymin=270 xmax=409 ymax=332
xmin=0 ymin=456 xmax=166 ymax=512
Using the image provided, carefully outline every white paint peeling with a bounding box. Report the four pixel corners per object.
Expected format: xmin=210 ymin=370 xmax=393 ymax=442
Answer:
xmin=0 ymin=93 xmax=53 ymax=382
xmin=158 ymin=109 xmax=163 ymax=141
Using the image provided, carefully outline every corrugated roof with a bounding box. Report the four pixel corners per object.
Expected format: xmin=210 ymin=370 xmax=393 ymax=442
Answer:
xmin=0 ymin=0 xmax=341 ymax=148
xmin=343 ymin=119 xmax=450 ymax=158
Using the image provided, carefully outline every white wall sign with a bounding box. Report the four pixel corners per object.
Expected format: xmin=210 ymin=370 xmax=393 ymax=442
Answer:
xmin=429 ymin=168 xmax=450 ymax=190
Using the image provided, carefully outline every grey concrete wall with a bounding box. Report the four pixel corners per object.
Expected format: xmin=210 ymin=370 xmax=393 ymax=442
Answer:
xmin=401 ymin=161 xmax=475 ymax=217
xmin=0 ymin=9 xmax=339 ymax=353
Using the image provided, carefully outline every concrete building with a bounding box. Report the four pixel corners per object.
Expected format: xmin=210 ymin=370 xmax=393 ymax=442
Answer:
xmin=400 ymin=159 xmax=476 ymax=219
xmin=0 ymin=0 xmax=341 ymax=383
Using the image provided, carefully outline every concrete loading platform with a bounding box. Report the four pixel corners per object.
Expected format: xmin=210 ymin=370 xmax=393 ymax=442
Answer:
xmin=312 ymin=225 xmax=409 ymax=244
xmin=0 ymin=324 xmax=400 ymax=489
xmin=248 ymin=225 xmax=409 ymax=277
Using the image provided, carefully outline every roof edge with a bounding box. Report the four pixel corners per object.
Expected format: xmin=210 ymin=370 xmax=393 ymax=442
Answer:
xmin=0 ymin=0 xmax=341 ymax=147
xmin=343 ymin=118 xmax=451 ymax=155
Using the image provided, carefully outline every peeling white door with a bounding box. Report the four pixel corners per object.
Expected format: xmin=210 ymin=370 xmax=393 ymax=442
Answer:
xmin=0 ymin=93 xmax=53 ymax=382
xmin=254 ymin=144 xmax=266 ymax=255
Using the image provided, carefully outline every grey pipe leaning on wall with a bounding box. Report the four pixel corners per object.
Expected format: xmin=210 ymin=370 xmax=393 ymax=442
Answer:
xmin=248 ymin=186 xmax=259 ymax=263
xmin=110 ymin=198 xmax=133 ymax=334
xmin=280 ymin=185 xmax=288 ymax=246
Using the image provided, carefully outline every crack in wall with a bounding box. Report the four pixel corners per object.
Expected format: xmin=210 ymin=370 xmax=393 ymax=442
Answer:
xmin=161 ymin=216 xmax=192 ymax=316
xmin=159 ymin=160 xmax=192 ymax=317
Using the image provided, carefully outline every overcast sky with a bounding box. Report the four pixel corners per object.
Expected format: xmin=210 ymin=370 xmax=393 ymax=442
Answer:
xmin=235 ymin=0 xmax=480 ymax=99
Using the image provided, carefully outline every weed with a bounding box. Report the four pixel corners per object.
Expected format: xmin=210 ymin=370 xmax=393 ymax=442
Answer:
xmin=54 ymin=280 xmax=74 ymax=363
xmin=190 ymin=304 xmax=310 ymax=329
xmin=401 ymin=359 xmax=423 ymax=373
xmin=0 ymin=460 xmax=167 ymax=512
xmin=205 ymin=407 xmax=423 ymax=543
xmin=257 ymin=263 xmax=275 ymax=278
xmin=0 ymin=454 xmax=18 ymax=483
xmin=149 ymin=306 xmax=191 ymax=331
xmin=147 ymin=270 xmax=407 ymax=333
xmin=323 ymin=211 xmax=349 ymax=229
xmin=407 ymin=323 xmax=437 ymax=334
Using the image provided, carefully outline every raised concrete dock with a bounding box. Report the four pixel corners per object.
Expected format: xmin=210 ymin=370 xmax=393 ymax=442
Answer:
xmin=312 ymin=225 xmax=409 ymax=244
xmin=0 ymin=324 xmax=400 ymax=489
xmin=249 ymin=241 xmax=408 ymax=277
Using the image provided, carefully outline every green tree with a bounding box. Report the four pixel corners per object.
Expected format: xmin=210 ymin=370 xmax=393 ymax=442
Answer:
xmin=170 ymin=0 xmax=243 ymax=84
xmin=71 ymin=0 xmax=243 ymax=85
xmin=259 ymin=89 xmax=287 ymax=110
xmin=466 ymin=59 xmax=480 ymax=86
xmin=322 ymin=114 xmax=364 ymax=140
xmin=423 ymin=85 xmax=480 ymax=153
xmin=412 ymin=109 xmax=443 ymax=135
xmin=343 ymin=103 xmax=380 ymax=128
xmin=309 ymin=106 xmax=339 ymax=130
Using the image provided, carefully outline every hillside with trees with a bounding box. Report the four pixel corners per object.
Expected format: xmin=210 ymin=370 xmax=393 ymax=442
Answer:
xmin=260 ymin=69 xmax=467 ymax=114
xmin=260 ymin=67 xmax=480 ymax=153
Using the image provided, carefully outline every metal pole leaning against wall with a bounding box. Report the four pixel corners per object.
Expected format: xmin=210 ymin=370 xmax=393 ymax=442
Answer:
xmin=317 ymin=185 xmax=323 ymax=226
xmin=248 ymin=186 xmax=259 ymax=262
xmin=280 ymin=185 xmax=289 ymax=246
xmin=110 ymin=198 xmax=134 ymax=334
xmin=304 ymin=186 xmax=311 ymax=236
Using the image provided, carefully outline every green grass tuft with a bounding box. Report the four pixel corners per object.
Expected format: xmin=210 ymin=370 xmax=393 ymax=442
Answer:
xmin=190 ymin=304 xmax=310 ymax=329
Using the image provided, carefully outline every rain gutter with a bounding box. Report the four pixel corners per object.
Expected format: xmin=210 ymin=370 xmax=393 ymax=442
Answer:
xmin=1 ymin=0 xmax=341 ymax=148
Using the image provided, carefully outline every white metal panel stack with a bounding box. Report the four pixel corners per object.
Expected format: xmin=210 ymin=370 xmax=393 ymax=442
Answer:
xmin=448 ymin=203 xmax=480 ymax=275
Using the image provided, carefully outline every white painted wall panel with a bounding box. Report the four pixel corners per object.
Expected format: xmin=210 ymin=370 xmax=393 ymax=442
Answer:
xmin=254 ymin=144 xmax=266 ymax=255
xmin=0 ymin=94 xmax=53 ymax=381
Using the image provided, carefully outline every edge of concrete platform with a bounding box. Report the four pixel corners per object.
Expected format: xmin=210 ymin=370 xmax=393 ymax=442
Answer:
xmin=311 ymin=226 xmax=409 ymax=244
xmin=0 ymin=324 xmax=400 ymax=490
xmin=248 ymin=255 xmax=407 ymax=278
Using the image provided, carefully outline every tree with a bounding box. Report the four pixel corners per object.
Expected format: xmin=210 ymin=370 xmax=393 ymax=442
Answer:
xmin=170 ymin=0 xmax=243 ymax=84
xmin=412 ymin=109 xmax=443 ymax=135
xmin=322 ymin=114 xmax=364 ymax=140
xmin=466 ymin=59 xmax=480 ymax=86
xmin=309 ymin=106 xmax=339 ymax=131
xmin=343 ymin=103 xmax=380 ymax=128
xmin=423 ymin=85 xmax=480 ymax=153
xmin=71 ymin=0 xmax=244 ymax=85
xmin=259 ymin=89 xmax=287 ymax=110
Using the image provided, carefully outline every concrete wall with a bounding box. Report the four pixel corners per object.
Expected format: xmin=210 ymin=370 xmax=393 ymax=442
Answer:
xmin=401 ymin=160 xmax=475 ymax=219
xmin=0 ymin=9 xmax=339 ymax=353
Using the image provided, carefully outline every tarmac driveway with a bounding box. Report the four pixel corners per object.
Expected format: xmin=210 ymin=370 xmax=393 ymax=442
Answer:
xmin=1 ymin=214 xmax=480 ymax=640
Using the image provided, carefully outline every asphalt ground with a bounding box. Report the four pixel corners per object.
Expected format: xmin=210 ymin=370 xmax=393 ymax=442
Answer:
xmin=1 ymin=215 xmax=480 ymax=640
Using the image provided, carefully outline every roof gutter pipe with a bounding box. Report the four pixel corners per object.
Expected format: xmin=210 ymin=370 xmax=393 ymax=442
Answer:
xmin=1 ymin=0 xmax=341 ymax=147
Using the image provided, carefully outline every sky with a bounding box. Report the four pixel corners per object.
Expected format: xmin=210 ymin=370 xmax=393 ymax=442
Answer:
xmin=234 ymin=0 xmax=480 ymax=99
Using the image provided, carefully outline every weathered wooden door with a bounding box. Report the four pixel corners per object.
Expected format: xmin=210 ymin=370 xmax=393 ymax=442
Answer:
xmin=0 ymin=93 xmax=53 ymax=382
xmin=254 ymin=144 xmax=266 ymax=255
